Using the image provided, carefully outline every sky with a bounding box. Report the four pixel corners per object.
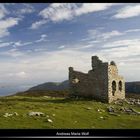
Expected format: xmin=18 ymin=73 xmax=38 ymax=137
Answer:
xmin=0 ymin=3 xmax=140 ymax=95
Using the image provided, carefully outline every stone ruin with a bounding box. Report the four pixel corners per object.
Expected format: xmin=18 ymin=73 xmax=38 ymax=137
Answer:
xmin=69 ymin=56 xmax=125 ymax=103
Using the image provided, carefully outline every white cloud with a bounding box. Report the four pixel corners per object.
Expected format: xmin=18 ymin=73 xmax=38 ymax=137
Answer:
xmin=125 ymin=28 xmax=140 ymax=33
xmin=30 ymin=20 xmax=47 ymax=29
xmin=74 ymin=3 xmax=114 ymax=16
xmin=16 ymin=71 xmax=27 ymax=78
xmin=31 ymin=3 xmax=115 ymax=29
xmin=98 ymin=38 xmax=140 ymax=66
xmin=39 ymin=3 xmax=77 ymax=21
xmin=19 ymin=4 xmax=35 ymax=14
xmin=0 ymin=17 xmax=19 ymax=29
xmin=0 ymin=29 xmax=9 ymax=38
xmin=0 ymin=48 xmax=25 ymax=57
xmin=58 ymin=45 xmax=65 ymax=49
xmin=101 ymin=30 xmax=123 ymax=40
xmin=35 ymin=34 xmax=48 ymax=43
xmin=86 ymin=29 xmax=123 ymax=42
xmin=103 ymin=38 xmax=140 ymax=48
xmin=0 ymin=42 xmax=13 ymax=48
xmin=0 ymin=49 xmax=93 ymax=86
xmin=0 ymin=17 xmax=20 ymax=38
xmin=40 ymin=3 xmax=114 ymax=20
xmin=0 ymin=4 xmax=8 ymax=19
xmin=0 ymin=45 xmax=139 ymax=92
xmin=8 ymin=71 xmax=28 ymax=78
xmin=13 ymin=41 xmax=33 ymax=47
xmin=81 ymin=27 xmax=140 ymax=47
xmin=114 ymin=5 xmax=140 ymax=19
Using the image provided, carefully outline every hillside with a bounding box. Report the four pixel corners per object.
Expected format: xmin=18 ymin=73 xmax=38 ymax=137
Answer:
xmin=14 ymin=90 xmax=69 ymax=97
xmin=26 ymin=80 xmax=140 ymax=95
xmin=5 ymin=81 xmax=140 ymax=129
xmin=125 ymin=82 xmax=140 ymax=94
xmin=29 ymin=80 xmax=69 ymax=91
xmin=13 ymin=80 xmax=140 ymax=98
xmin=0 ymin=95 xmax=140 ymax=128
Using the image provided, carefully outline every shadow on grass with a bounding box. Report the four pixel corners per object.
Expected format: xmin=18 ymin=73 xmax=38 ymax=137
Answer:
xmin=0 ymin=97 xmax=97 ymax=104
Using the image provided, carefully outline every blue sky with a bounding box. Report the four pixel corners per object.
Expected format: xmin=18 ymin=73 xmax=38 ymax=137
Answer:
xmin=0 ymin=3 xmax=140 ymax=95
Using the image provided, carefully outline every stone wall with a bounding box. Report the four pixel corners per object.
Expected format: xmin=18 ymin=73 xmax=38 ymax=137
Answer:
xmin=68 ymin=56 xmax=125 ymax=103
xmin=69 ymin=67 xmax=89 ymax=97
xmin=108 ymin=64 xmax=125 ymax=103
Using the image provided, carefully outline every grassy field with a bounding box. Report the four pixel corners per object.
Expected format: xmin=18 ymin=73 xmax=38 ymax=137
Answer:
xmin=0 ymin=95 xmax=139 ymax=129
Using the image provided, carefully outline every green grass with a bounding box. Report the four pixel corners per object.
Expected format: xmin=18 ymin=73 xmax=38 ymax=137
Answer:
xmin=0 ymin=95 xmax=139 ymax=129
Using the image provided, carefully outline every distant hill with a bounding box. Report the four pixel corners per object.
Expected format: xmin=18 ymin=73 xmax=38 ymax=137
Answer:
xmin=29 ymin=80 xmax=69 ymax=91
xmin=14 ymin=80 xmax=69 ymax=97
xmin=29 ymin=80 xmax=140 ymax=94
xmin=13 ymin=80 xmax=140 ymax=97
xmin=125 ymin=81 xmax=140 ymax=94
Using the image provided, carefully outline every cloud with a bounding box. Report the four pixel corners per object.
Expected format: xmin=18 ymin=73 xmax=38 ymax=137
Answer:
xmin=0 ymin=17 xmax=20 ymax=38
xmin=39 ymin=3 xmax=77 ymax=21
xmin=114 ymin=5 xmax=140 ymax=19
xmin=101 ymin=30 xmax=123 ymax=40
xmin=8 ymin=71 xmax=28 ymax=78
xmin=103 ymin=38 xmax=140 ymax=48
xmin=85 ymin=29 xmax=124 ymax=43
xmin=18 ymin=4 xmax=35 ymax=14
xmin=81 ymin=27 xmax=140 ymax=47
xmin=74 ymin=3 xmax=114 ymax=16
xmin=0 ymin=17 xmax=19 ymax=29
xmin=0 ymin=42 xmax=13 ymax=48
xmin=58 ymin=45 xmax=65 ymax=49
xmin=0 ymin=48 xmax=25 ymax=57
xmin=0 ymin=4 xmax=8 ymax=19
xmin=0 ymin=44 xmax=139 ymax=91
xmin=0 ymin=49 xmax=94 ymax=87
xmin=93 ymin=30 xmax=123 ymax=40
xmin=10 ymin=3 xmax=35 ymax=19
xmin=30 ymin=20 xmax=47 ymax=29
xmin=13 ymin=40 xmax=33 ymax=47
xmin=125 ymin=28 xmax=140 ymax=33
xmin=35 ymin=34 xmax=48 ymax=43
xmin=0 ymin=4 xmax=33 ymax=38
xmin=0 ymin=29 xmax=9 ymax=38
xmin=31 ymin=3 xmax=115 ymax=29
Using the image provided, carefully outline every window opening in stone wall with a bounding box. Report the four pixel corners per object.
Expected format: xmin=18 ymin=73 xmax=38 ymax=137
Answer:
xmin=72 ymin=77 xmax=79 ymax=84
xmin=112 ymin=81 xmax=116 ymax=96
xmin=119 ymin=81 xmax=122 ymax=91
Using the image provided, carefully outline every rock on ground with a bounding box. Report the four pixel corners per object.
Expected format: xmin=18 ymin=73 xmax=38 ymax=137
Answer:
xmin=28 ymin=112 xmax=45 ymax=116
xmin=47 ymin=119 xmax=53 ymax=123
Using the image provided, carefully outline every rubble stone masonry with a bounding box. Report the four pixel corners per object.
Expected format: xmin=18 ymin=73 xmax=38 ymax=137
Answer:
xmin=69 ymin=56 xmax=125 ymax=103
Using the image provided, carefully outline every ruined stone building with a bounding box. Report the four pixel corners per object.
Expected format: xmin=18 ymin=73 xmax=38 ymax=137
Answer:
xmin=69 ymin=56 xmax=125 ymax=103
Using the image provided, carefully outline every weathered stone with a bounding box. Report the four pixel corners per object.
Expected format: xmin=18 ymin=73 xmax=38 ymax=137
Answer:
xmin=3 ymin=112 xmax=19 ymax=117
xmin=120 ymin=107 xmax=125 ymax=112
xmin=130 ymin=108 xmax=140 ymax=115
xmin=3 ymin=113 xmax=13 ymax=117
xmin=52 ymin=114 xmax=55 ymax=116
xmin=85 ymin=107 xmax=92 ymax=110
xmin=13 ymin=112 xmax=19 ymax=116
xmin=125 ymin=98 xmax=140 ymax=106
xmin=69 ymin=56 xmax=125 ymax=103
xmin=28 ymin=112 xmax=45 ymax=116
xmin=108 ymin=107 xmax=114 ymax=112
xmin=44 ymin=96 xmax=51 ymax=98
xmin=47 ymin=119 xmax=53 ymax=123
xmin=124 ymin=108 xmax=133 ymax=113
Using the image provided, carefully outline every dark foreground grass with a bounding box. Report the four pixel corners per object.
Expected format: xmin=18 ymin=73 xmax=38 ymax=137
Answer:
xmin=0 ymin=96 xmax=139 ymax=129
